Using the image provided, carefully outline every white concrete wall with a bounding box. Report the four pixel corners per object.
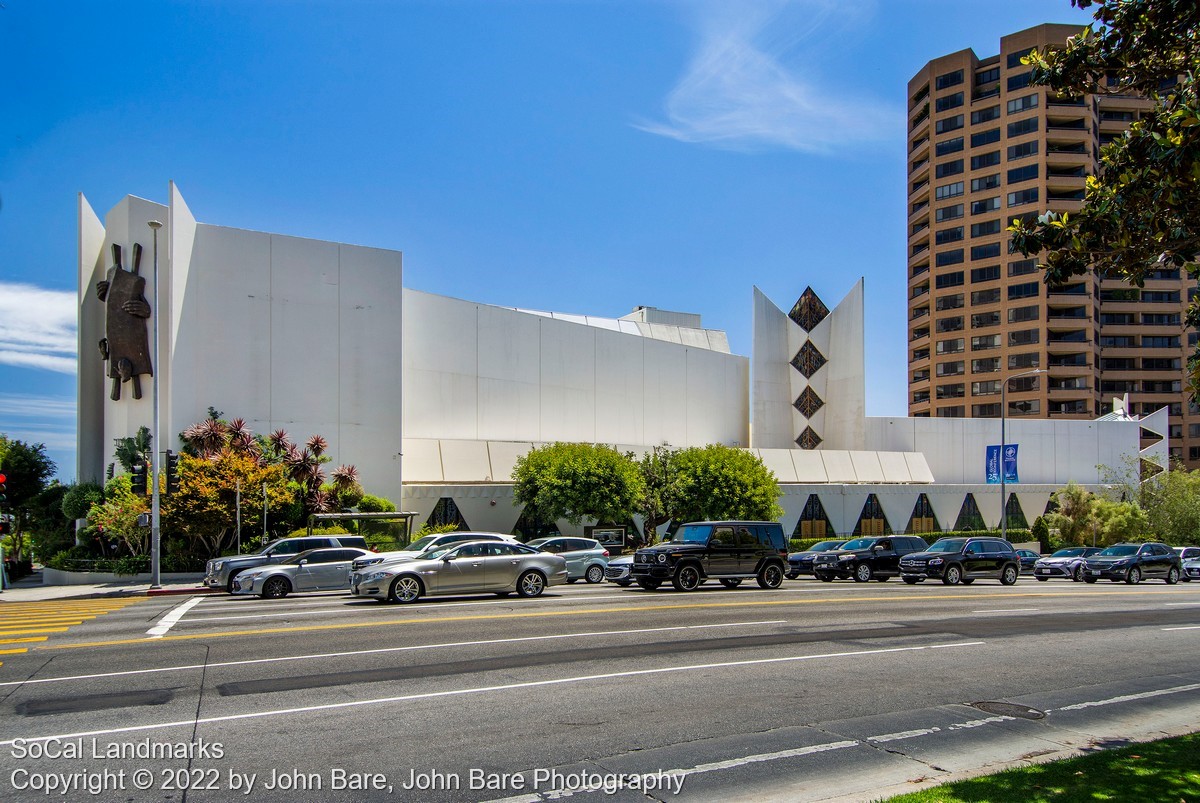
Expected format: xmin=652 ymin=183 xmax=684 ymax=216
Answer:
xmin=403 ymin=289 xmax=749 ymax=449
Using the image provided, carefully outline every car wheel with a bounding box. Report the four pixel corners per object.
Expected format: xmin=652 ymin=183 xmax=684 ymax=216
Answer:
xmin=1166 ymin=567 xmax=1180 ymax=585
xmin=672 ymin=564 xmax=702 ymax=592
xmin=1036 ymin=576 xmax=1049 ymax=582
xmin=261 ymin=576 xmax=290 ymax=599
xmin=942 ymin=565 xmax=962 ymax=585
xmin=1072 ymin=565 xmax=1085 ymax=582
xmin=389 ymin=575 xmax=422 ymax=603
xmin=757 ymin=563 xmax=784 ymax=590
xmin=961 ymin=578 xmax=975 ymax=585
xmin=517 ymin=570 xmax=547 ymax=598
xmin=585 ymin=565 xmax=605 ymax=584
xmin=1084 ymin=577 xmax=1097 ymax=584
xmin=902 ymin=577 xmax=921 ymax=585
xmin=1000 ymin=565 xmax=1019 ymax=586
xmin=1125 ymin=566 xmax=1142 ymax=585
xmin=719 ymin=578 xmax=742 ymax=588
xmin=636 ymin=579 xmax=661 ymax=590
xmin=853 ymin=563 xmax=873 ymax=583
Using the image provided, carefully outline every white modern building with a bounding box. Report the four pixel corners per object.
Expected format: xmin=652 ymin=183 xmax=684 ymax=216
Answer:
xmin=78 ymin=186 xmax=1167 ymax=539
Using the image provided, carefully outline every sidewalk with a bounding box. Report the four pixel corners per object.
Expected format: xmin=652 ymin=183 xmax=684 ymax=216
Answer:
xmin=0 ymin=569 xmax=215 ymax=601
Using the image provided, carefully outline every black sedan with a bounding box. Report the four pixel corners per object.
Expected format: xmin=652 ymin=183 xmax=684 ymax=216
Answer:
xmin=786 ymin=540 xmax=847 ymax=579
xmin=1015 ymin=549 xmax=1041 ymax=571
xmin=1082 ymin=542 xmax=1181 ymax=585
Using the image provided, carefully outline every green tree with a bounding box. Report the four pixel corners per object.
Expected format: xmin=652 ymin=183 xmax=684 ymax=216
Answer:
xmin=26 ymin=483 xmax=75 ymax=560
xmin=86 ymin=475 xmax=150 ymax=556
xmin=637 ymin=444 xmax=679 ymax=546
xmin=0 ymin=435 xmax=57 ymax=560
xmin=113 ymin=426 xmax=152 ymax=473
xmin=1046 ymin=481 xmax=1097 ymax=546
xmin=665 ymin=444 xmax=783 ymax=523
xmin=1007 ymin=0 xmax=1200 ymax=395
xmin=1093 ymin=497 xmax=1151 ymax=545
xmin=512 ymin=442 xmax=645 ymax=527
xmin=1137 ymin=464 xmax=1200 ymax=544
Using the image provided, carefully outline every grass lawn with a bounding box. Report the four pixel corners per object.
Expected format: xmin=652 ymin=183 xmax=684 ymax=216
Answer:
xmin=882 ymin=732 xmax=1200 ymax=802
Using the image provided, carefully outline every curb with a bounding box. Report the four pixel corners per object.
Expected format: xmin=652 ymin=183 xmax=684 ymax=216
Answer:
xmin=146 ymin=587 xmax=217 ymax=597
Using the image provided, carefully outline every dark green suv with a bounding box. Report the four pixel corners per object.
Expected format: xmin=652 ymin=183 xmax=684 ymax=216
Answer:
xmin=630 ymin=521 xmax=788 ymax=592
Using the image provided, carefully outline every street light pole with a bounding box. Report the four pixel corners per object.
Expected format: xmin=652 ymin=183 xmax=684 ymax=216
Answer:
xmin=148 ymin=220 xmax=163 ymax=589
xmin=1000 ymin=367 xmax=1046 ymax=543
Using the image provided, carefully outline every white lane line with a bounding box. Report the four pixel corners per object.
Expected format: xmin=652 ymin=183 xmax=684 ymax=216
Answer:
xmin=0 ymin=620 xmax=788 ymax=687
xmin=972 ymin=608 xmax=1041 ymax=614
xmin=0 ymin=640 xmax=984 ymax=746
xmin=1164 ymin=602 xmax=1200 ymax=607
xmin=146 ymin=598 xmax=204 ymax=638
xmin=1051 ymin=682 xmax=1200 ymax=712
xmin=867 ymin=714 xmax=1016 ymax=744
xmin=1162 ymin=625 xmax=1200 ymax=631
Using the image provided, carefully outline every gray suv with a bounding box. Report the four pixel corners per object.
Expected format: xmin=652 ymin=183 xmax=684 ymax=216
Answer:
xmin=204 ymin=535 xmax=368 ymax=592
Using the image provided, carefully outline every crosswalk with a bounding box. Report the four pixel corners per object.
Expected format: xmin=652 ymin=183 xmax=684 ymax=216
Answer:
xmin=0 ymin=598 xmax=144 ymax=665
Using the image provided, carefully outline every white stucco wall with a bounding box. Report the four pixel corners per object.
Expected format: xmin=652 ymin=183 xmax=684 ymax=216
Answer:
xmin=403 ymin=289 xmax=749 ymax=448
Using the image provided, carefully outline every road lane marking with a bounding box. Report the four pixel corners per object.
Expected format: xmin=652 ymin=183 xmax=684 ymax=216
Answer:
xmin=35 ymin=588 xmax=1200 ymax=651
xmin=1051 ymin=682 xmax=1200 ymax=711
xmin=972 ymin=608 xmax=1041 ymax=613
xmin=0 ymin=627 xmax=70 ymax=637
xmin=1164 ymin=602 xmax=1200 ymax=606
xmin=0 ymin=637 xmax=48 ymax=646
xmin=0 ymin=620 xmax=788 ymax=687
xmin=146 ymin=598 xmax=204 ymax=638
xmin=0 ymin=641 xmax=984 ymax=746
xmin=1162 ymin=625 xmax=1200 ymax=631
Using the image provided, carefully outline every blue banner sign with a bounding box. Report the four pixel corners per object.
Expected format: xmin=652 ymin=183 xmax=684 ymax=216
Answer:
xmin=985 ymin=444 xmax=1019 ymax=484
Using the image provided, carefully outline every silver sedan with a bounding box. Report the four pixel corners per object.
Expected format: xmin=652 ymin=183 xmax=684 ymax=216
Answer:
xmin=351 ymin=541 xmax=568 ymax=603
xmin=233 ymin=548 xmax=372 ymax=598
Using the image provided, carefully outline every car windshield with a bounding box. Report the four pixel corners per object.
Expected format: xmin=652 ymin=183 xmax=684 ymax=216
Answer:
xmin=808 ymin=541 xmax=843 ymax=552
xmin=527 ymin=539 xmax=550 ymax=549
xmin=1097 ymin=545 xmax=1139 ymax=557
xmin=423 ymin=546 xmax=456 ymax=561
xmin=401 ymin=535 xmax=440 ymax=552
xmin=674 ymin=525 xmax=713 ymax=544
xmin=840 ymin=538 xmax=877 ymax=551
xmin=1051 ymin=548 xmax=1087 ymax=558
xmin=926 ymin=539 xmax=967 ymax=553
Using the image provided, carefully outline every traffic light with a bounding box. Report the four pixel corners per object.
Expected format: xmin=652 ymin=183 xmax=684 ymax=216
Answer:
xmin=166 ymin=451 xmax=180 ymax=495
xmin=130 ymin=461 xmax=148 ymax=496
xmin=0 ymin=472 xmax=7 ymax=506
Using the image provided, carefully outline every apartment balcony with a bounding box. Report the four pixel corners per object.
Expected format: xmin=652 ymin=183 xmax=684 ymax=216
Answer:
xmin=910 ymin=134 xmax=929 ymax=156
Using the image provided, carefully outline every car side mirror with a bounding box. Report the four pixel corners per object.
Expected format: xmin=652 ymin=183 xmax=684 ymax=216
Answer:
xmin=298 ymin=559 xmax=307 ymax=566
xmin=443 ymin=555 xmax=454 ymax=562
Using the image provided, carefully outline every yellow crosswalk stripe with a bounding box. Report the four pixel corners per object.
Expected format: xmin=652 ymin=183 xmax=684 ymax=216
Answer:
xmin=0 ymin=637 xmax=48 ymax=645
xmin=0 ymin=599 xmax=144 ymax=663
xmin=0 ymin=648 xmax=27 ymax=655
xmin=0 ymin=627 xmax=70 ymax=636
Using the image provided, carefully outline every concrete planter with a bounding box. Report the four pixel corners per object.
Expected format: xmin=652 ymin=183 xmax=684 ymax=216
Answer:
xmin=41 ymin=568 xmax=205 ymax=586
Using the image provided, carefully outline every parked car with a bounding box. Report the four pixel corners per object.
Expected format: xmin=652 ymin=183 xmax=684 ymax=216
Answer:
xmin=811 ymin=536 xmax=929 ymax=582
xmin=1183 ymin=556 xmax=1200 ymax=583
xmin=527 ymin=537 xmax=609 ymax=583
xmin=786 ymin=540 xmax=847 ymax=579
xmin=1173 ymin=547 xmax=1200 ymax=582
xmin=350 ymin=540 xmax=568 ymax=603
xmin=1032 ymin=546 xmax=1102 ymax=582
xmin=349 ymin=531 xmax=519 ymax=577
xmin=1015 ymin=549 xmax=1041 ymax=571
xmin=233 ymin=547 xmax=372 ymax=598
xmin=204 ymin=534 xmax=369 ymax=592
xmin=1082 ymin=542 xmax=1182 ymax=584
xmin=630 ymin=521 xmax=788 ymax=591
xmin=898 ymin=536 xmax=1021 ymax=586
xmin=604 ymin=555 xmax=634 ymax=586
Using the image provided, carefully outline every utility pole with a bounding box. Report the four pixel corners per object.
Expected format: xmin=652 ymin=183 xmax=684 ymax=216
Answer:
xmin=236 ymin=479 xmax=242 ymax=554
xmin=148 ymin=220 xmax=163 ymax=589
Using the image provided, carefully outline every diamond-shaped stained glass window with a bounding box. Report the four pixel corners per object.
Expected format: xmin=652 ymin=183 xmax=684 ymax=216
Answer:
xmin=789 ymin=287 xmax=830 ymax=332
xmin=796 ymin=426 xmax=823 ymax=450
xmin=793 ymin=387 xmax=824 ymax=418
xmin=790 ymin=340 xmax=827 ymax=379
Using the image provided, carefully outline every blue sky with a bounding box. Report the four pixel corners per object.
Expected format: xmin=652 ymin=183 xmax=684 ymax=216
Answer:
xmin=0 ymin=0 xmax=1093 ymax=481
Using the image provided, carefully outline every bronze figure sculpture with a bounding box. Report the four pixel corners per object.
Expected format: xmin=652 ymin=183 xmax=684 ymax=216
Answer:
xmin=97 ymin=242 xmax=153 ymax=401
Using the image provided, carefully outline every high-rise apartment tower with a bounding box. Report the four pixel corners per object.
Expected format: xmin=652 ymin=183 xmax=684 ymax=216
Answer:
xmin=906 ymin=23 xmax=1199 ymax=466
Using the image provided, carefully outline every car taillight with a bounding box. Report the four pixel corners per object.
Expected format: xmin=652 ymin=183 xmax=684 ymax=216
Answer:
xmin=602 ymin=550 xmax=609 ymax=557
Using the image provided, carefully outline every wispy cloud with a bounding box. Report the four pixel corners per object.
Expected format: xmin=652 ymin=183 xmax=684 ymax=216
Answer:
xmin=636 ymin=0 xmax=901 ymax=153
xmin=0 ymin=282 xmax=77 ymax=374
xmin=0 ymin=394 xmax=77 ymax=452
xmin=0 ymin=393 xmax=76 ymax=419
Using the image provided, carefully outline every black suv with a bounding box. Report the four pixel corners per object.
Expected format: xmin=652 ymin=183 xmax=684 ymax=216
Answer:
xmin=1082 ymin=542 xmax=1182 ymax=584
xmin=630 ymin=521 xmax=788 ymax=591
xmin=899 ymin=536 xmax=1021 ymax=586
xmin=812 ymin=536 xmax=928 ymax=582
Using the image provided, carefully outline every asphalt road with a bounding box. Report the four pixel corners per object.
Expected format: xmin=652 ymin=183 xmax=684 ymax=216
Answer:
xmin=1 ymin=575 xmax=1198 ymax=802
